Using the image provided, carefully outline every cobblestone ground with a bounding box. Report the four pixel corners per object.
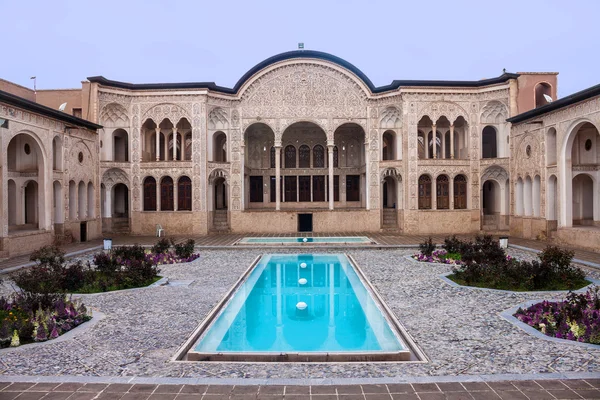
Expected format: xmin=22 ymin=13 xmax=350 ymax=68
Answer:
xmin=0 ymin=248 xmax=599 ymax=379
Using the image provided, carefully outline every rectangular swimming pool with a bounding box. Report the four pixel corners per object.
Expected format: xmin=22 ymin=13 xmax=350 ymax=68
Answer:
xmin=180 ymin=254 xmax=421 ymax=362
xmin=237 ymin=236 xmax=374 ymax=245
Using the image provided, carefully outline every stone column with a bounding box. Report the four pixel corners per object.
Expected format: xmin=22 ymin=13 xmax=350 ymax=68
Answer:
xmin=449 ymin=177 xmax=454 ymax=210
xmin=163 ymin=132 xmax=168 ymax=161
xmin=155 ymin=128 xmax=160 ymax=161
xmin=156 ymin=181 xmax=161 ymax=211
xmin=450 ymin=125 xmax=455 ymax=159
xmin=275 ymin=145 xmax=281 ymax=211
xmin=172 ymin=128 xmax=178 ymax=161
xmin=432 ymin=124 xmax=437 ymax=159
xmin=105 ymin=186 xmax=113 ymax=217
xmin=328 ymin=144 xmax=334 ymax=210
xmin=442 ymin=131 xmax=446 ymax=159
xmin=432 ymin=178 xmax=437 ymax=210
xmin=174 ymin=179 xmax=178 ymax=211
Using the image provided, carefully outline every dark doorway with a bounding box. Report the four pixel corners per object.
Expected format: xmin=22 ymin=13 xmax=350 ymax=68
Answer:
xmin=313 ymin=176 xmax=325 ymax=202
xmin=383 ymin=181 xmax=388 ymax=208
xmin=80 ymin=222 xmax=87 ymax=242
xmin=298 ymin=213 xmax=313 ymax=232
xmin=249 ymin=176 xmax=263 ymax=203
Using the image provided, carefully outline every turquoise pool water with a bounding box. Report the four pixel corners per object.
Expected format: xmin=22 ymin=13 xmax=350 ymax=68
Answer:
xmin=238 ymin=236 xmax=372 ymax=244
xmin=193 ymin=254 xmax=404 ymax=353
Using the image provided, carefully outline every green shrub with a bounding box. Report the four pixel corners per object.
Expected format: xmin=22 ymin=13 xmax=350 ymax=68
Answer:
xmin=112 ymin=244 xmax=146 ymax=262
xmin=30 ymin=245 xmax=65 ymax=267
xmin=418 ymin=237 xmax=436 ymax=257
xmin=442 ymin=235 xmax=464 ymax=254
xmin=173 ymin=239 xmax=195 ymax=259
xmin=152 ymin=238 xmax=170 ymax=254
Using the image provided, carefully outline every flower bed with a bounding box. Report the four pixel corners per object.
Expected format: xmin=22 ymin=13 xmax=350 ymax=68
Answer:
xmin=0 ymin=294 xmax=90 ymax=348
xmin=412 ymin=249 xmax=463 ymax=265
xmin=145 ymin=252 xmax=200 ymax=265
xmin=514 ymin=287 xmax=600 ymax=345
xmin=416 ymin=235 xmax=590 ymax=291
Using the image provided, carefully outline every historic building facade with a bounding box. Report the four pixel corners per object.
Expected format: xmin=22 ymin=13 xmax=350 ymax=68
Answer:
xmin=1 ymin=50 xmax=598 ymax=256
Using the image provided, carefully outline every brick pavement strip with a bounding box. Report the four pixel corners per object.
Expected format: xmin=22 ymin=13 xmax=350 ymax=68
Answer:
xmin=1 ymin=381 xmax=600 ymax=399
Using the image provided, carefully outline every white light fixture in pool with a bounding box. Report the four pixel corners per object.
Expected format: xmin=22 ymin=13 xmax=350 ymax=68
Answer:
xmin=302 ymin=238 xmax=308 ymax=243
xmin=296 ymin=301 xmax=307 ymax=310
xmin=300 ymin=262 xmax=307 ymax=268
xmin=298 ymin=278 xmax=307 ymax=285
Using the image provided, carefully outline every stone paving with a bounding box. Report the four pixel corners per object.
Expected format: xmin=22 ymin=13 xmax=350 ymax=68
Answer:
xmin=1 ymin=248 xmax=599 ymax=381
xmin=2 ymin=380 xmax=600 ymax=399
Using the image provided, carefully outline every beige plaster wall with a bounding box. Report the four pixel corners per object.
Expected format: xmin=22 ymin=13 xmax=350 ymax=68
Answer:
xmin=230 ymin=210 xmax=380 ymax=233
xmin=36 ymin=89 xmax=83 ymax=116
xmin=131 ymin=211 xmax=207 ymax=236
xmin=510 ymin=216 xmax=547 ymax=239
xmin=5 ymin=231 xmax=54 ymax=258
xmin=516 ymin=73 xmax=558 ymax=114
xmin=554 ymin=228 xmax=600 ymax=253
xmin=404 ymin=210 xmax=478 ymax=234
xmin=0 ymin=79 xmax=35 ymax=101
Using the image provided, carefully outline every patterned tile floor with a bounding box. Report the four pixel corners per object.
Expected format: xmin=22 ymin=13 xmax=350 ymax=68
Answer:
xmin=1 ymin=233 xmax=598 ymax=273
xmin=1 ymin=380 xmax=600 ymax=400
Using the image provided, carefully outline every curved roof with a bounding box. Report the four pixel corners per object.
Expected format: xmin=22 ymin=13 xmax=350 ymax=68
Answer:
xmin=88 ymin=50 xmax=519 ymax=94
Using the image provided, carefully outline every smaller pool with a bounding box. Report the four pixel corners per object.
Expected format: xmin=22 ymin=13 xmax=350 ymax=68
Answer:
xmin=237 ymin=236 xmax=373 ymax=245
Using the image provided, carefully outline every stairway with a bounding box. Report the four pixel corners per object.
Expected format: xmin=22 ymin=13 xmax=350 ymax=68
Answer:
xmin=110 ymin=217 xmax=130 ymax=234
xmin=482 ymin=215 xmax=498 ymax=231
xmin=212 ymin=210 xmax=230 ymax=232
xmin=381 ymin=208 xmax=399 ymax=232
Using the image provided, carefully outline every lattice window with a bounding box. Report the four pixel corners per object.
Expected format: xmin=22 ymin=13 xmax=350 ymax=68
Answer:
xmin=313 ymin=145 xmax=325 ymax=168
xmin=299 ymin=145 xmax=310 ymax=168
xmin=418 ymin=175 xmax=432 ymax=210
xmin=333 ymin=146 xmax=339 ymax=168
xmin=285 ymin=145 xmax=296 ymax=168
xmin=160 ymin=177 xmax=174 ymax=211
xmin=178 ymin=176 xmax=192 ymax=211
xmin=270 ymin=147 xmax=276 ymax=168
xmin=143 ymin=177 xmax=156 ymax=211
xmin=454 ymin=175 xmax=467 ymax=210
xmin=436 ymin=175 xmax=449 ymax=210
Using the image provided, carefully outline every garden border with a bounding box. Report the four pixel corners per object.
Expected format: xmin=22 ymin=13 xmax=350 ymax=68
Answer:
xmin=0 ymin=309 xmax=105 ymax=353
xmin=500 ymin=300 xmax=600 ymax=350
xmin=438 ymin=273 xmax=600 ymax=294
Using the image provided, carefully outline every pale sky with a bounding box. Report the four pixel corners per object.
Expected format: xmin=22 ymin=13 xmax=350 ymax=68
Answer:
xmin=2 ymin=0 xmax=599 ymax=97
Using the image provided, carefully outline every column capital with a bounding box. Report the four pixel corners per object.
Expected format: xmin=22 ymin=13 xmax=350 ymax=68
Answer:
xmin=327 ymin=142 xmax=335 ymax=148
xmin=273 ymin=142 xmax=282 ymax=148
xmin=155 ymin=127 xmax=161 ymax=133
xmin=172 ymin=127 xmax=178 ymax=133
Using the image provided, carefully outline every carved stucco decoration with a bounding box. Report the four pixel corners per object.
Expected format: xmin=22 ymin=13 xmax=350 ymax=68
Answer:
xmin=418 ymin=101 xmax=470 ymax=124
xmin=380 ymin=106 xmax=401 ymax=129
xmin=67 ymin=140 xmax=95 ymax=185
xmin=381 ymin=167 xmax=402 ymax=182
xmin=481 ymin=165 xmax=509 ymax=184
xmin=240 ymin=63 xmax=367 ymax=119
xmin=208 ymin=107 xmax=229 ymax=130
xmin=480 ymin=100 xmax=508 ymax=124
xmin=141 ymin=103 xmax=191 ymax=124
xmin=102 ymin=168 xmax=130 ymax=189
xmin=98 ymin=91 xmax=132 ymax=112
xmin=231 ymin=109 xmax=240 ymax=128
xmin=208 ymin=168 xmax=229 ymax=184
xmin=99 ymin=102 xmax=129 ymax=127
xmin=516 ymin=133 xmax=541 ymax=177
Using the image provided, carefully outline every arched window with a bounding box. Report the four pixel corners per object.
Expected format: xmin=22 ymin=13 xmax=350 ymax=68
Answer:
xmin=516 ymin=178 xmax=524 ymax=215
xmin=178 ymin=176 xmax=192 ymax=211
xmin=453 ymin=175 xmax=467 ymax=209
xmin=143 ymin=177 xmax=157 ymax=211
xmin=113 ymin=129 xmax=128 ymax=162
xmin=299 ymin=145 xmax=310 ymax=168
xmin=535 ymin=83 xmax=552 ymax=108
xmin=285 ymin=145 xmax=296 ymax=168
xmin=418 ymin=175 xmax=432 ymax=210
xmin=524 ymin=176 xmax=533 ymax=216
xmin=160 ymin=177 xmax=174 ymax=211
xmin=87 ymin=182 xmax=95 ymax=218
xmin=184 ymin=132 xmax=192 ymax=161
xmin=69 ymin=181 xmax=77 ymax=220
xmin=436 ymin=175 xmax=449 ymax=209
xmin=533 ymin=175 xmax=541 ymax=217
xmin=213 ymin=132 xmax=227 ymax=162
xmin=333 ymin=146 xmax=339 ymax=168
xmin=482 ymin=126 xmax=497 ymax=158
xmin=270 ymin=146 xmax=276 ymax=168
xmin=78 ymin=181 xmax=86 ymax=219
xmin=382 ymin=131 xmax=395 ymax=160
xmin=546 ymin=128 xmax=557 ymax=165
xmin=313 ymin=145 xmax=325 ymax=168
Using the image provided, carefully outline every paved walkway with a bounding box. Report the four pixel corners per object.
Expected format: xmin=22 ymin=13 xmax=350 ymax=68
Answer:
xmin=1 ymin=233 xmax=599 ymax=273
xmin=1 ymin=379 xmax=600 ymax=399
